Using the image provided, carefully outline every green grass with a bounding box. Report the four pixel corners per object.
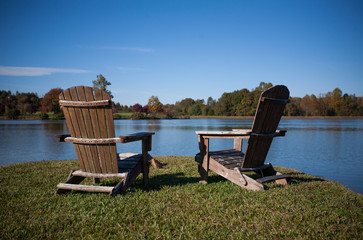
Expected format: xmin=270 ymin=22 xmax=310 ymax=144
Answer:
xmin=113 ymin=112 xmax=174 ymax=120
xmin=1 ymin=156 xmax=362 ymax=239
xmin=113 ymin=112 xmax=133 ymax=118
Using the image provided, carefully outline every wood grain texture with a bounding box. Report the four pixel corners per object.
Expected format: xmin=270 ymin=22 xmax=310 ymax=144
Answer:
xmin=194 ymin=85 xmax=291 ymax=190
xmin=59 ymin=99 xmax=110 ymax=107
xmin=243 ymin=85 xmax=289 ymax=168
xmin=57 ymin=86 xmax=155 ymax=196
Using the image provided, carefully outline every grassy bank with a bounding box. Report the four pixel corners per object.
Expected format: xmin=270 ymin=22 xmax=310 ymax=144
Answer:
xmin=1 ymin=156 xmax=362 ymax=239
xmin=2 ymin=112 xmax=362 ymax=120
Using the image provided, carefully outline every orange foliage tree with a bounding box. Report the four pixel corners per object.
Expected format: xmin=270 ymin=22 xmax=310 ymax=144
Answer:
xmin=40 ymin=88 xmax=63 ymax=113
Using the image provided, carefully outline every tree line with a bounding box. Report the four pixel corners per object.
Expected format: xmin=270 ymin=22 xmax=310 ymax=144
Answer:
xmin=1 ymin=80 xmax=362 ymax=119
xmin=161 ymin=82 xmax=363 ymax=117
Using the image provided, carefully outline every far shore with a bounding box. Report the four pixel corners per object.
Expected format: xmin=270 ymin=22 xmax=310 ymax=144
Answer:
xmin=0 ymin=115 xmax=362 ymax=121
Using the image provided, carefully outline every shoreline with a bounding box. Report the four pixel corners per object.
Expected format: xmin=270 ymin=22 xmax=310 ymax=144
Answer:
xmin=1 ymin=115 xmax=362 ymax=120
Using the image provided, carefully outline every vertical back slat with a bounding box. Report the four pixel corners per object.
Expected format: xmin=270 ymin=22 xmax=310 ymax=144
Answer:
xmin=93 ymin=88 xmax=116 ymax=173
xmin=69 ymin=87 xmax=94 ymax=172
xmin=77 ymin=86 xmax=101 ymax=173
xmin=85 ymin=87 xmax=107 ymax=173
xmin=63 ymin=88 xmax=89 ymax=171
xmin=103 ymin=90 xmax=118 ymax=172
xmin=60 ymin=89 xmax=86 ymax=171
xmin=242 ymin=85 xmax=289 ymax=168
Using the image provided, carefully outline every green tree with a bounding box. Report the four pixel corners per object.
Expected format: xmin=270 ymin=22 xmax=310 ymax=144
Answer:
xmin=215 ymin=92 xmax=234 ymax=116
xmin=4 ymin=106 xmax=20 ymax=119
xmin=331 ymin=88 xmax=343 ymax=115
xmin=206 ymin=97 xmax=215 ymax=106
xmin=284 ymin=98 xmax=302 ymax=116
xmin=176 ymin=98 xmax=195 ymax=115
xmin=92 ymin=74 xmax=113 ymax=98
xmin=190 ymin=104 xmax=202 ymax=115
xmin=254 ymin=82 xmax=273 ymax=93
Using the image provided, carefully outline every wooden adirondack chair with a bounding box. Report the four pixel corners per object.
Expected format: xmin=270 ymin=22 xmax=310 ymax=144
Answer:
xmin=55 ymin=86 xmax=154 ymax=196
xmin=195 ymin=85 xmax=291 ymax=191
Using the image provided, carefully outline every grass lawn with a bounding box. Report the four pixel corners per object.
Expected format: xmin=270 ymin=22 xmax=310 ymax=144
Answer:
xmin=1 ymin=156 xmax=362 ymax=239
xmin=113 ymin=112 xmax=133 ymax=119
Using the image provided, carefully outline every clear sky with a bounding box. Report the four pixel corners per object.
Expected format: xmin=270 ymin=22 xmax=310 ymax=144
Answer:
xmin=0 ymin=0 xmax=362 ymax=106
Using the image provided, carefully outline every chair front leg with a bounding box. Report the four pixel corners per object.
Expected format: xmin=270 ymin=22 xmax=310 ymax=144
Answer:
xmin=141 ymin=136 xmax=152 ymax=186
xmin=198 ymin=135 xmax=209 ymax=184
xmin=233 ymin=137 xmax=243 ymax=151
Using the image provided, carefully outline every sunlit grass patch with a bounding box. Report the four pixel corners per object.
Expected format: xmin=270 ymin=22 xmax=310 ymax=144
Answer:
xmin=0 ymin=156 xmax=362 ymax=239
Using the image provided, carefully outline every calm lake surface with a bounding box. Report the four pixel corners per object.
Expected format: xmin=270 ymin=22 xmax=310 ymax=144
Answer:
xmin=1 ymin=119 xmax=362 ymax=194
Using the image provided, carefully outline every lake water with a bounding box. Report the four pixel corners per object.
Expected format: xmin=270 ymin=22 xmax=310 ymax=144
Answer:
xmin=1 ymin=119 xmax=362 ymax=194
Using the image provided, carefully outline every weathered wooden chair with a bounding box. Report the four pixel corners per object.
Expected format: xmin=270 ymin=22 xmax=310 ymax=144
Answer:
xmin=55 ymin=86 xmax=154 ymax=196
xmin=195 ymin=85 xmax=291 ymax=191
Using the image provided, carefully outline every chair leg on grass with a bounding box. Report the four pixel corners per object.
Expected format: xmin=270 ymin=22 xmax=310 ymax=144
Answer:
xmin=110 ymin=179 xmax=126 ymax=197
xmin=93 ymin=178 xmax=100 ymax=184
xmin=199 ymin=162 xmax=208 ymax=184
xmin=55 ymin=170 xmax=85 ymax=195
xmin=260 ymin=163 xmax=290 ymax=185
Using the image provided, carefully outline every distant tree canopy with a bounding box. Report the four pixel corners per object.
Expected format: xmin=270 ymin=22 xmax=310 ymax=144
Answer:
xmin=284 ymin=88 xmax=362 ymax=116
xmin=0 ymin=90 xmax=41 ymax=119
xmin=148 ymin=96 xmax=163 ymax=114
xmin=1 ymin=82 xmax=362 ymax=119
xmin=93 ymin=74 xmax=113 ymax=98
xmin=160 ymin=82 xmax=362 ymax=117
xmin=40 ymin=88 xmax=63 ymax=113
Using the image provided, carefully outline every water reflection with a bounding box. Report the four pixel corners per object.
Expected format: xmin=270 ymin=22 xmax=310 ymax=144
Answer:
xmin=0 ymin=119 xmax=362 ymax=194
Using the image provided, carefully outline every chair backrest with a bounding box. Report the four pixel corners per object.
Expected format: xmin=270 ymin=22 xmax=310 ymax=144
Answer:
xmin=59 ymin=86 xmax=118 ymax=173
xmin=242 ymin=85 xmax=290 ymax=168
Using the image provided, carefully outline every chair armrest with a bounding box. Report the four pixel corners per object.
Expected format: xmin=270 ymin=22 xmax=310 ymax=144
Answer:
xmin=250 ymin=129 xmax=287 ymax=138
xmin=56 ymin=134 xmax=71 ymax=142
xmin=276 ymin=129 xmax=287 ymax=136
xmin=234 ymin=129 xmax=287 ymax=136
xmin=119 ymin=132 xmax=155 ymax=143
xmin=196 ymin=129 xmax=287 ymax=139
xmin=195 ymin=130 xmax=252 ymax=139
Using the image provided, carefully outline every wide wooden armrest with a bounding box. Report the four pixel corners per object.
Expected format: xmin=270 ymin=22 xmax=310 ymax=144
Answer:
xmin=195 ymin=130 xmax=252 ymax=139
xmin=119 ymin=132 xmax=155 ymax=143
xmin=196 ymin=129 xmax=287 ymax=139
xmin=249 ymin=129 xmax=287 ymax=138
xmin=56 ymin=132 xmax=155 ymax=144
xmin=57 ymin=134 xmax=71 ymax=142
xmin=232 ymin=129 xmax=286 ymax=135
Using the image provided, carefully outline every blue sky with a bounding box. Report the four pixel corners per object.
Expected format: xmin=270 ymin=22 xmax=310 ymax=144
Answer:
xmin=0 ymin=0 xmax=362 ymax=106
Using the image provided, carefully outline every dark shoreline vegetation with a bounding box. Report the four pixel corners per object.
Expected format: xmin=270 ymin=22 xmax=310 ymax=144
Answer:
xmin=1 ymin=113 xmax=362 ymax=121
xmin=1 ymin=82 xmax=362 ymax=120
xmin=1 ymin=156 xmax=362 ymax=239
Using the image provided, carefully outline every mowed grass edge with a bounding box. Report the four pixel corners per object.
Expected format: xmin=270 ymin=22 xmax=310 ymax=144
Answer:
xmin=0 ymin=156 xmax=362 ymax=239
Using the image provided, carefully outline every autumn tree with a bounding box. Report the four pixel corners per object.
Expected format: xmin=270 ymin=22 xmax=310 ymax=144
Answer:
xmin=148 ymin=96 xmax=163 ymax=114
xmin=132 ymin=103 xmax=143 ymax=113
xmin=92 ymin=74 xmax=113 ymax=98
xmin=40 ymin=88 xmax=63 ymax=113
xmin=141 ymin=105 xmax=149 ymax=114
